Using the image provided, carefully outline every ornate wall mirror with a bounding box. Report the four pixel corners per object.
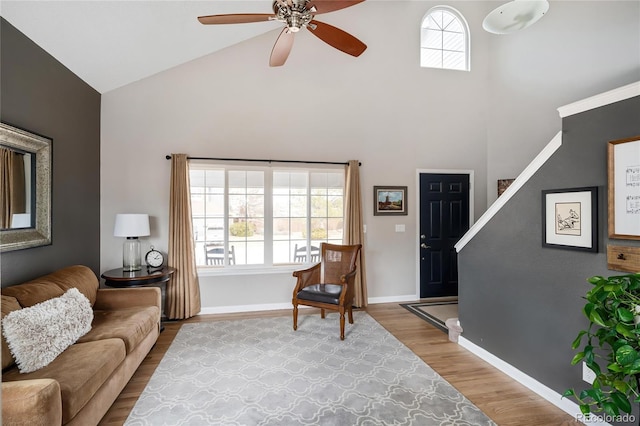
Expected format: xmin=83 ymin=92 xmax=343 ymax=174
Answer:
xmin=0 ymin=123 xmax=51 ymax=252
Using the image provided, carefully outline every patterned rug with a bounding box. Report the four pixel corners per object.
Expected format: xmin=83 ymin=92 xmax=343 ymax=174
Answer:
xmin=125 ymin=312 xmax=494 ymax=426
xmin=400 ymin=299 xmax=458 ymax=333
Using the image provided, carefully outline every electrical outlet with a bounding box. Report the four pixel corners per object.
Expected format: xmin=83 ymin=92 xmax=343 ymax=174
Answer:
xmin=582 ymin=362 xmax=596 ymax=384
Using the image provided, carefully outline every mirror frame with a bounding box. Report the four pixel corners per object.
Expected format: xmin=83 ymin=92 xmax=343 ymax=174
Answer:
xmin=0 ymin=123 xmax=52 ymax=252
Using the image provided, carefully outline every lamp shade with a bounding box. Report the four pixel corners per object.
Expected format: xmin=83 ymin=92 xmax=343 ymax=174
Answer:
xmin=113 ymin=214 xmax=150 ymax=237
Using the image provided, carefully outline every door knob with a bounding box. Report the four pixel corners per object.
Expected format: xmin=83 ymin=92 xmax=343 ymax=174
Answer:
xmin=421 ymin=243 xmax=431 ymax=249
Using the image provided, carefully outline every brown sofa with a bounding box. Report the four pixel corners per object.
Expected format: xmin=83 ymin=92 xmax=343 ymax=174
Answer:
xmin=1 ymin=265 xmax=161 ymax=425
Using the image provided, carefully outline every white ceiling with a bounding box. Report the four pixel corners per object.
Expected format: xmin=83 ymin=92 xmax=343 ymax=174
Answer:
xmin=1 ymin=1 xmax=290 ymax=93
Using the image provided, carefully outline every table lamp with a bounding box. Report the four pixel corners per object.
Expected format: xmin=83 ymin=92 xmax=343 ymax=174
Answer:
xmin=113 ymin=214 xmax=150 ymax=271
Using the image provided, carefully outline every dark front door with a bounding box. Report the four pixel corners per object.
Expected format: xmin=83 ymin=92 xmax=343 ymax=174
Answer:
xmin=419 ymin=173 xmax=470 ymax=298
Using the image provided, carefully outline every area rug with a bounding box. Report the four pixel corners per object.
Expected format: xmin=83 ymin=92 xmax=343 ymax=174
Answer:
xmin=400 ymin=299 xmax=458 ymax=333
xmin=125 ymin=312 xmax=494 ymax=426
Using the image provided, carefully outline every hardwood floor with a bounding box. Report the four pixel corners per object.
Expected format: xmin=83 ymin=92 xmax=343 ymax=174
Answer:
xmin=99 ymin=303 xmax=578 ymax=425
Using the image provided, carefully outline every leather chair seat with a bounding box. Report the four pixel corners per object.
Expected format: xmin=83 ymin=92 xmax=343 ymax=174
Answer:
xmin=297 ymin=284 xmax=343 ymax=305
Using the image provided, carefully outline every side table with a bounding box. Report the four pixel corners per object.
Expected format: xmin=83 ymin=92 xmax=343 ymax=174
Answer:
xmin=101 ymin=266 xmax=176 ymax=331
xmin=101 ymin=266 xmax=176 ymax=288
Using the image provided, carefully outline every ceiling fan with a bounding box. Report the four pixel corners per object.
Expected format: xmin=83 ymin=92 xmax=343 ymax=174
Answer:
xmin=198 ymin=0 xmax=367 ymax=67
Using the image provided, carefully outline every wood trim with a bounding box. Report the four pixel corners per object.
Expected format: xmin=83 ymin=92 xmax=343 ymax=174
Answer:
xmin=607 ymin=244 xmax=640 ymax=272
xmin=455 ymin=132 xmax=562 ymax=252
xmin=608 ymin=136 xmax=640 ymax=240
xmin=557 ymin=81 xmax=640 ymax=118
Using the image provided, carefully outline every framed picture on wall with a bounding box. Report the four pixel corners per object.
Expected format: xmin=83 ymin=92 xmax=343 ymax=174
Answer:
xmin=542 ymin=187 xmax=598 ymax=252
xmin=608 ymin=136 xmax=640 ymax=240
xmin=498 ymin=178 xmax=515 ymax=197
xmin=373 ymin=186 xmax=408 ymax=216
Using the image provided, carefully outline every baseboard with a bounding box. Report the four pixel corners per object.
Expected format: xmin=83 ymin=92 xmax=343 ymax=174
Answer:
xmin=458 ymin=336 xmax=611 ymax=426
xmin=367 ymin=295 xmax=419 ymax=304
xmin=199 ymin=295 xmax=419 ymax=315
xmin=198 ymin=302 xmax=293 ymax=315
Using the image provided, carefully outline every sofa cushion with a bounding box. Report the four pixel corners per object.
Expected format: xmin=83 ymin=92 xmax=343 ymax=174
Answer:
xmin=2 ymin=282 xmax=65 ymax=309
xmin=2 ymin=339 xmax=126 ymax=424
xmin=1 ymin=295 xmax=22 ymax=370
xmin=298 ymin=283 xmax=344 ymax=304
xmin=2 ymin=288 xmax=93 ymax=373
xmin=2 ymin=265 xmax=98 ymax=308
xmin=77 ymin=306 xmax=160 ymax=354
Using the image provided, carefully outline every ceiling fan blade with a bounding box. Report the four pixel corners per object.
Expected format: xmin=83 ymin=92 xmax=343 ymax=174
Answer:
xmin=198 ymin=14 xmax=273 ymax=25
xmin=307 ymin=0 xmax=365 ymax=14
xmin=308 ymin=20 xmax=366 ymax=57
xmin=270 ymin=28 xmax=295 ymax=67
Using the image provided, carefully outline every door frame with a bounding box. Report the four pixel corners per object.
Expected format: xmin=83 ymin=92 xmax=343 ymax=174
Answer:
xmin=415 ymin=169 xmax=475 ymax=299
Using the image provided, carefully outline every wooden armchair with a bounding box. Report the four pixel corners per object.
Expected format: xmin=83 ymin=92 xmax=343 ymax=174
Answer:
xmin=292 ymin=243 xmax=362 ymax=340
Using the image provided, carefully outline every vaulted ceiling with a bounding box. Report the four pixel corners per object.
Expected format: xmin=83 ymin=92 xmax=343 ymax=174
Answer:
xmin=1 ymin=1 xmax=292 ymax=93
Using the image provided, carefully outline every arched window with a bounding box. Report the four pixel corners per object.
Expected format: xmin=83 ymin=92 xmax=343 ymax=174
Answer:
xmin=421 ymin=6 xmax=470 ymax=71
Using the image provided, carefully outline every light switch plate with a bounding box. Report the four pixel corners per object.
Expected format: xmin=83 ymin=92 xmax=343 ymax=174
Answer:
xmin=395 ymin=224 xmax=405 ymax=232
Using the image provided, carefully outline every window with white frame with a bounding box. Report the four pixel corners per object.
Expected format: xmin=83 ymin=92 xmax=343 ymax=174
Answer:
xmin=420 ymin=6 xmax=470 ymax=71
xmin=190 ymin=164 xmax=344 ymax=268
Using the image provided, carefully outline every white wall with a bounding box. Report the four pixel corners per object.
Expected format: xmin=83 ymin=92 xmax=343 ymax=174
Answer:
xmin=101 ymin=1 xmax=639 ymax=311
xmin=485 ymin=1 xmax=640 ymax=205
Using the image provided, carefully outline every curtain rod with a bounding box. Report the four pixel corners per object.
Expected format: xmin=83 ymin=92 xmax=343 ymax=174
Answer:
xmin=165 ymin=155 xmax=361 ymax=166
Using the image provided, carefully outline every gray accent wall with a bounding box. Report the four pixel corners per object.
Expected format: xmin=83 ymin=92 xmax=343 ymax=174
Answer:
xmin=458 ymin=95 xmax=640 ymax=420
xmin=0 ymin=18 xmax=101 ymax=286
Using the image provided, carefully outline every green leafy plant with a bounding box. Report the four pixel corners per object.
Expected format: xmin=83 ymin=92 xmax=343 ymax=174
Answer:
xmin=229 ymin=222 xmax=255 ymax=237
xmin=301 ymin=228 xmax=328 ymax=240
xmin=564 ymin=273 xmax=640 ymax=417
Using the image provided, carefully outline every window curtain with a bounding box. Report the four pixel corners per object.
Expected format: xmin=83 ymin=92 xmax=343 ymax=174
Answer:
xmin=167 ymin=154 xmax=201 ymax=319
xmin=343 ymin=160 xmax=368 ymax=307
xmin=0 ymin=148 xmax=26 ymax=229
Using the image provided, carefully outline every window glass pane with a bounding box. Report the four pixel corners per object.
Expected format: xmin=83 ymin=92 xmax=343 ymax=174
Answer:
xmin=246 ymin=242 xmax=264 ymax=265
xmin=192 ymin=194 xmax=205 ymax=216
xmin=273 ymin=195 xmax=290 ymax=216
xmin=273 ymin=241 xmax=290 ymax=264
xmin=425 ymin=12 xmax=442 ymax=29
xmin=228 ymin=171 xmax=246 ymax=194
xmin=229 ymin=195 xmax=246 ymax=218
xmin=446 ymin=18 xmax=462 ymax=33
xmin=291 ymin=240 xmax=307 ymax=263
xmin=443 ymin=51 xmax=465 ymax=70
xmin=443 ymin=32 xmax=464 ymax=52
xmin=205 ymin=194 xmax=224 ymax=216
xmin=290 ymin=195 xmax=307 ymax=217
xmin=232 ymin=242 xmax=246 ymax=265
xmin=423 ymin=29 xmax=442 ymax=49
xmin=328 ymin=218 xmax=343 ymax=239
xmin=421 ymin=48 xmax=442 ymax=68
xmin=273 ymin=218 xmax=290 ymax=240
xmin=328 ymin=196 xmax=343 ymax=218
xmin=310 ymin=218 xmax=327 ymax=240
xmin=441 ymin=11 xmax=455 ymax=30
xmin=311 ymin=196 xmax=327 ymax=217
xmin=291 ymin=218 xmax=307 ymax=240
xmin=205 ymin=170 xmax=224 ymax=192
xmin=326 ymin=173 xmax=343 ymax=188
xmin=247 ymin=195 xmax=264 ymax=217
xmin=193 ymin=217 xmax=205 ymax=241
xmin=309 ymin=172 xmax=328 ymax=188
xmin=190 ymin=169 xmax=206 ymax=193
xmin=290 ymin=172 xmax=307 ymax=190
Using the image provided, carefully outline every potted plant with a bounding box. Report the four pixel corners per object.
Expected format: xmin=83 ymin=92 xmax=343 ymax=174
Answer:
xmin=564 ymin=273 xmax=640 ymax=419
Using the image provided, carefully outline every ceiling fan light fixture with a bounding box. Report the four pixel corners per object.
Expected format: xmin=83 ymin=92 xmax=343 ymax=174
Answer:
xmin=482 ymin=0 xmax=549 ymax=35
